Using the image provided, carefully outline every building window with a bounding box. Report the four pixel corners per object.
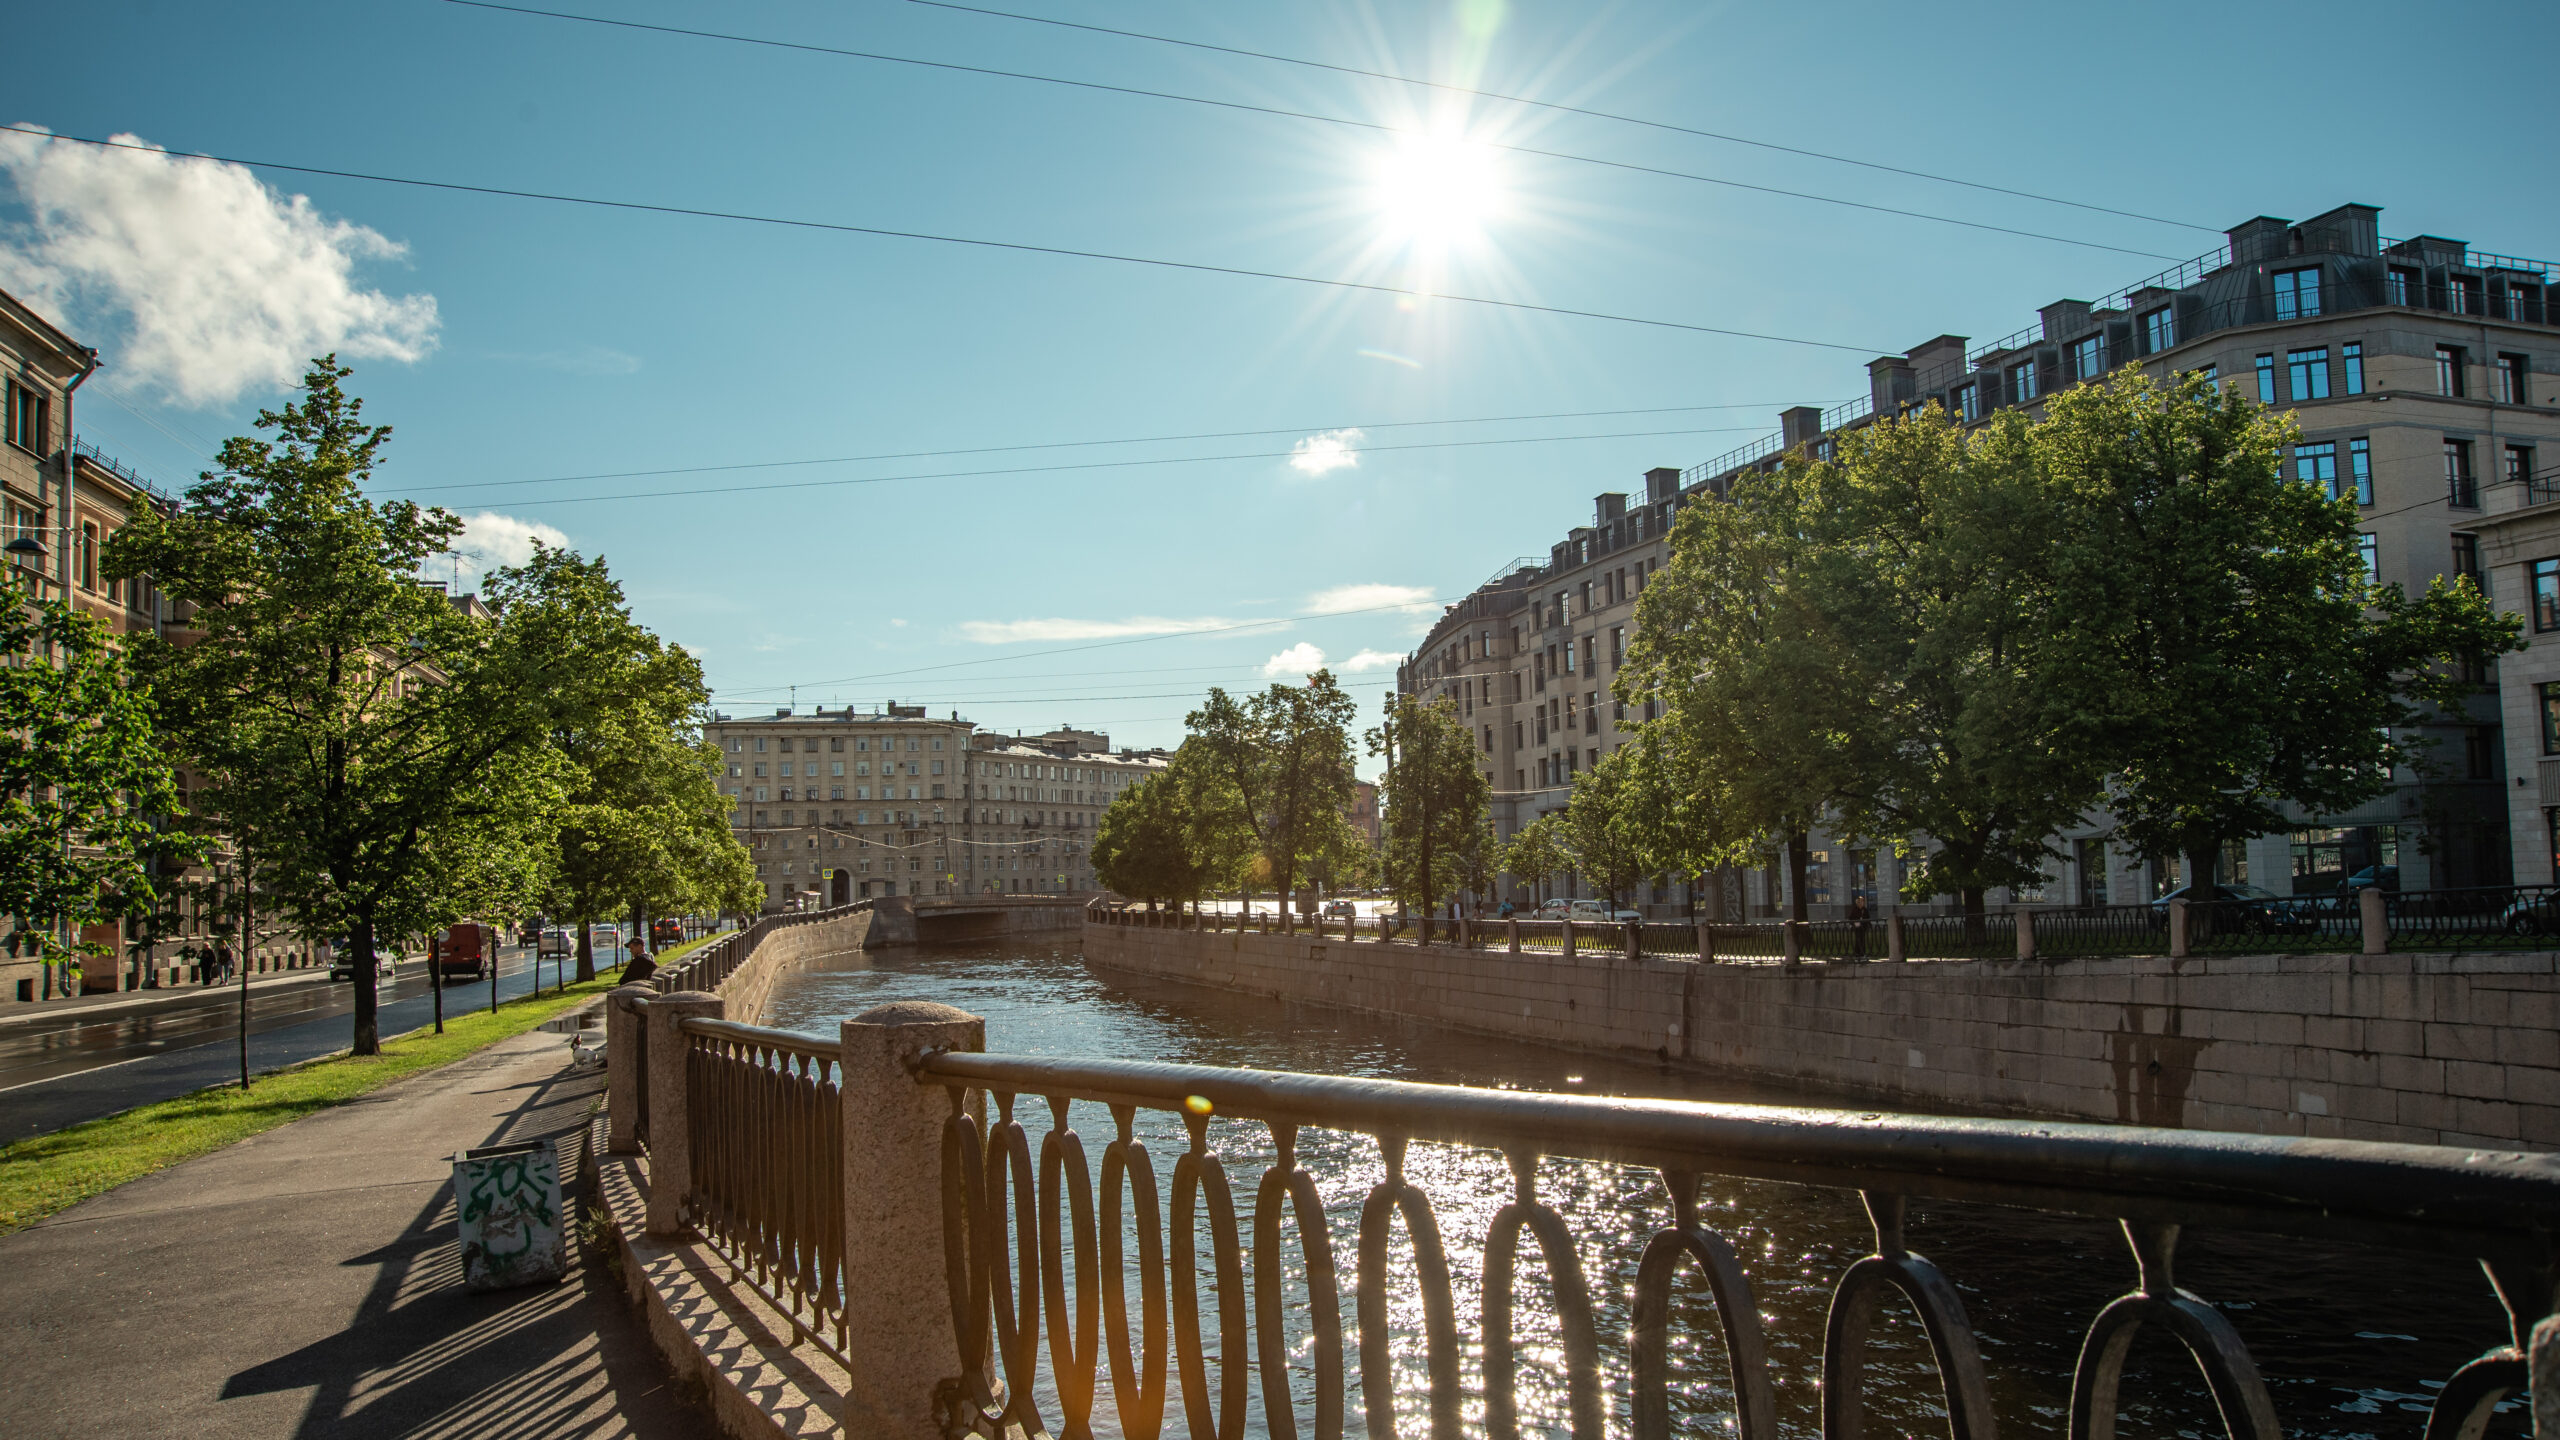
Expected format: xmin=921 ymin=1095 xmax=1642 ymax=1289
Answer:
xmin=2448 ymin=277 xmax=2476 ymax=315
xmin=2386 ymin=267 xmax=2417 ymax=306
xmin=1609 ymin=626 xmax=1624 ymax=668
xmin=2451 ymin=532 xmax=2480 ymax=588
xmin=2497 ymin=353 xmax=2529 ymax=405
xmin=1955 ymin=382 xmax=1980 ymax=422
xmin=2256 ymin=354 xmax=2277 ymax=403
xmin=2072 ymin=335 xmax=2103 ymax=381
xmin=2287 ymin=347 xmax=2330 ymax=401
xmin=2295 ymin=442 xmax=2336 ymax=495
xmin=2510 ymin=445 xmax=2539 ymax=492
xmin=2342 ymin=342 xmax=2364 ymax=396
xmin=2357 ymin=534 xmax=2378 ymax=581
xmin=4 ymin=381 xmax=47 ymax=453
xmin=2534 ymin=559 xmax=2560 ymax=632
xmin=2446 ymin=439 xmax=2478 ymax=508
xmin=2542 ymin=683 xmax=2560 ymax=755
xmin=2349 ymin=438 xmax=2373 ymax=505
xmin=2143 ymin=306 xmax=2175 ymax=353
xmin=2436 ymin=346 xmax=2468 ymax=397
xmin=2273 ymin=266 xmax=2322 ymax=319
xmin=1584 ymin=691 xmax=1599 ymax=733
xmin=2011 ymin=359 xmax=2039 ymax=402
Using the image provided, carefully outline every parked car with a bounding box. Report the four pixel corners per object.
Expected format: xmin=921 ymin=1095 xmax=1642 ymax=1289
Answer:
xmin=1564 ymin=899 xmax=1643 ymax=923
xmin=1323 ymin=900 xmax=1356 ymax=918
xmin=538 ymin=927 xmax=573 ymax=957
xmin=2148 ymin=883 xmax=2316 ymax=934
xmin=327 ymin=944 xmax=394 ymax=981
xmin=2340 ymin=865 xmax=2401 ymax=893
xmin=2502 ymin=892 xmax=2560 ymax=936
xmin=1535 ymin=898 xmax=1570 ymax=918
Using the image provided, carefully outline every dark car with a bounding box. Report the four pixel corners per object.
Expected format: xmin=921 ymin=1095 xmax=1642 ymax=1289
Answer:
xmin=2149 ymin=883 xmax=2317 ymax=934
xmin=652 ymin=917 xmax=685 ymax=947
xmin=2340 ymin=865 xmax=2401 ymax=893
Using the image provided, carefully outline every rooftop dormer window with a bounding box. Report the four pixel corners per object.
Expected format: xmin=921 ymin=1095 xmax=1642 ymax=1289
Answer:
xmin=2274 ymin=266 xmax=2323 ymax=319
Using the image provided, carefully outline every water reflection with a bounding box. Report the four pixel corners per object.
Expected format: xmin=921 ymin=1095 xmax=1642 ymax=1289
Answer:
xmin=761 ymin=942 xmax=2521 ymax=1440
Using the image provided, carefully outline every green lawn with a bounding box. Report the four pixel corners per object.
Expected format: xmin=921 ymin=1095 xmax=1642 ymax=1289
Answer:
xmin=0 ymin=973 xmax=625 ymax=1234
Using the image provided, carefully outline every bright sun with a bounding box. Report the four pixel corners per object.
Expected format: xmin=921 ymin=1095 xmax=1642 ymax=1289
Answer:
xmin=1371 ymin=131 xmax=1505 ymax=253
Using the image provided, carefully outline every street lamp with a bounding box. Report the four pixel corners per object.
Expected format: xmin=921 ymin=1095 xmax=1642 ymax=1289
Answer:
xmin=3 ymin=536 xmax=45 ymax=561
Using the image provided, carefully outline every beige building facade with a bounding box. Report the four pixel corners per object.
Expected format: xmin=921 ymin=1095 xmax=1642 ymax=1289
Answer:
xmin=705 ymin=707 xmax=1166 ymax=910
xmin=1407 ymin=203 xmax=2560 ymax=915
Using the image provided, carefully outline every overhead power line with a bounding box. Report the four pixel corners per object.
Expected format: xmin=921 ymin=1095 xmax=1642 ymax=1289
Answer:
xmin=402 ymin=423 xmax=1762 ymax=508
xmin=1 ymin=127 xmax=1892 ymax=359
xmin=424 ymin=401 xmax=1793 ymax=495
xmin=896 ymin=0 xmax=2222 ymax=235
xmin=443 ymin=0 xmax=2179 ymax=261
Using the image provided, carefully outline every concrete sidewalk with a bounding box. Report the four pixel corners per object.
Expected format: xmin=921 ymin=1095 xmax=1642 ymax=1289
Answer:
xmin=0 ymin=1026 xmax=714 ymax=1439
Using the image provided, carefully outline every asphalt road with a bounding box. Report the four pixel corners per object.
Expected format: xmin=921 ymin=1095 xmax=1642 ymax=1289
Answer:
xmin=0 ymin=945 xmax=596 ymax=1139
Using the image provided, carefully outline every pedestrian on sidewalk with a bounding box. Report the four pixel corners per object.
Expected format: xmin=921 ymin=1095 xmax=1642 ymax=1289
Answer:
xmin=619 ymin=936 xmax=656 ymax=987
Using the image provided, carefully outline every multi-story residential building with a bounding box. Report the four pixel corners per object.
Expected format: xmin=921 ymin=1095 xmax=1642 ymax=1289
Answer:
xmin=704 ymin=707 xmax=1166 ymax=910
xmin=1405 ymin=203 xmax=2560 ymax=915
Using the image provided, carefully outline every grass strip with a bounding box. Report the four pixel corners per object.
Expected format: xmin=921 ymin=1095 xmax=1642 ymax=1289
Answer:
xmin=0 ymin=927 xmax=743 ymax=1233
xmin=0 ymin=972 xmax=632 ymax=1234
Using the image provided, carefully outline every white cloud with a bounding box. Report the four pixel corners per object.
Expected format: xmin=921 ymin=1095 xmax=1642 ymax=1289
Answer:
xmin=1340 ymin=649 xmax=1403 ymax=672
xmin=443 ymin=510 xmax=568 ymax=587
xmin=959 ymin=615 xmax=1233 ymax=644
xmin=1307 ymin=582 xmax=1435 ymax=615
xmin=1261 ymin=642 xmax=1327 ymax=679
xmin=0 ymin=126 xmax=439 ymax=407
xmin=1287 ymin=428 xmax=1364 ymax=476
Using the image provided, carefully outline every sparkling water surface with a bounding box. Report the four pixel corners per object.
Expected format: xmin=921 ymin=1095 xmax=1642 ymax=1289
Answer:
xmin=760 ymin=940 xmax=2521 ymax=1440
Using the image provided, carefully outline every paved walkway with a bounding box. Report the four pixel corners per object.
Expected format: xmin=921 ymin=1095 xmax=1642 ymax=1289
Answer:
xmin=0 ymin=1026 xmax=714 ymax=1439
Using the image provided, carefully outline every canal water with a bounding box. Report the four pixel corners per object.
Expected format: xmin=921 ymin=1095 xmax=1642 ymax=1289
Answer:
xmin=763 ymin=940 xmax=2521 ymax=1440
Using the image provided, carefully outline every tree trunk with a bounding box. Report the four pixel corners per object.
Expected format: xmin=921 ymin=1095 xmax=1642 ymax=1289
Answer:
xmin=2185 ymin=843 xmax=2220 ymax=898
xmin=573 ymin=911 xmax=594 ymax=983
xmin=1787 ymin=833 xmax=1811 ymax=923
xmin=353 ymin=914 xmax=381 ymax=1055
xmin=1960 ymin=886 xmax=1986 ymax=946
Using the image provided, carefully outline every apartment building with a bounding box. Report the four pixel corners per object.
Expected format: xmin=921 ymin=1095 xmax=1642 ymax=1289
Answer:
xmin=704 ymin=707 xmax=1166 ymax=910
xmin=1405 ymin=203 xmax=2560 ymax=914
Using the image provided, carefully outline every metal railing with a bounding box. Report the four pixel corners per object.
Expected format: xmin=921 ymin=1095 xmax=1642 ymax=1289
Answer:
xmin=1095 ymin=890 xmax=2560 ymax=959
xmin=682 ymin=1016 xmax=850 ymax=1367
xmin=923 ymin=1049 xmax=2560 ymax=1440
xmin=653 ymin=900 xmax=870 ymax=993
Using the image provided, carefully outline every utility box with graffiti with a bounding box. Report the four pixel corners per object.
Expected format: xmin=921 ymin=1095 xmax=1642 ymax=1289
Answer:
xmin=453 ymin=1138 xmax=566 ymax=1290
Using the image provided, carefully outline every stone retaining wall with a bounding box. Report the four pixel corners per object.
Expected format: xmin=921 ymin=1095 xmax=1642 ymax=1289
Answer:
xmin=1082 ymin=922 xmax=2560 ymax=1150
xmin=716 ymin=907 xmax=877 ymax=1027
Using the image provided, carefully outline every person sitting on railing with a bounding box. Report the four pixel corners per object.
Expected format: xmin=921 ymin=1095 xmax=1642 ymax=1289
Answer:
xmin=620 ymin=935 xmax=657 ymax=986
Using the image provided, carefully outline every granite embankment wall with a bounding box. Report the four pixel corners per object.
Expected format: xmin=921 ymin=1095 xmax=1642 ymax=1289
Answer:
xmin=1082 ymin=923 xmax=2560 ymax=1150
xmin=716 ymin=904 xmax=885 ymax=1026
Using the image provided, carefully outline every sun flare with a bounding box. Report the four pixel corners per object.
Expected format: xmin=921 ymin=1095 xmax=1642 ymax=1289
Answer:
xmin=1370 ymin=131 xmax=1506 ymax=254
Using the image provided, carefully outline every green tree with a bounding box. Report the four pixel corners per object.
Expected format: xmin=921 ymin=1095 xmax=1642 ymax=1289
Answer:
xmin=1184 ymin=673 xmax=1359 ymax=917
xmin=1501 ymin=812 xmax=1567 ymax=904
xmin=1629 ymin=404 xmax=2110 ymax=918
xmin=2037 ymin=369 xmax=2519 ymax=892
xmin=489 ymin=547 xmax=753 ymax=980
xmin=0 ymin=586 xmax=189 ymax=980
xmin=107 ymin=357 xmax=601 ymax=1054
xmin=1091 ymin=770 xmax=1218 ymax=910
xmin=1554 ymin=747 xmax=1653 ymax=912
xmin=1367 ymin=692 xmax=1490 ymax=935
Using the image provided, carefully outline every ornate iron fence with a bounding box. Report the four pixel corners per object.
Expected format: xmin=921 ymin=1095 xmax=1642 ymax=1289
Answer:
xmin=1090 ymin=891 xmax=2560 ymax=960
xmin=923 ymin=1051 xmax=2560 ymax=1440
xmin=681 ymin=1015 xmax=849 ymax=1366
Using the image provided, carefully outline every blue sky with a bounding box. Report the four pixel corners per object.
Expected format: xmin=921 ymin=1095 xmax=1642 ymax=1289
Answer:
xmin=9 ymin=0 xmax=2557 ymax=772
